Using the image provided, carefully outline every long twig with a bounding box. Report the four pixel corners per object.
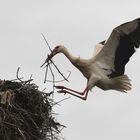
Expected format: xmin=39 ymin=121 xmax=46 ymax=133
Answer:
xmin=48 ymin=63 xmax=55 ymax=92
xmin=50 ymin=59 xmax=69 ymax=82
xmin=53 ymin=97 xmax=71 ymax=106
xmin=44 ymin=63 xmax=49 ymax=83
xmin=41 ymin=33 xmax=52 ymax=52
xmin=46 ymin=71 xmax=71 ymax=83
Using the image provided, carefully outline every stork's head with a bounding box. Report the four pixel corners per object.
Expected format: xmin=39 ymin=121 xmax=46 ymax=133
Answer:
xmin=49 ymin=45 xmax=65 ymax=58
xmin=53 ymin=45 xmax=65 ymax=54
xmin=41 ymin=45 xmax=65 ymax=67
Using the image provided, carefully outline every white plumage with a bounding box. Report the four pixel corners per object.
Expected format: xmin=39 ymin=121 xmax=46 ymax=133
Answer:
xmin=93 ymin=41 xmax=105 ymax=56
xmin=43 ymin=18 xmax=140 ymax=100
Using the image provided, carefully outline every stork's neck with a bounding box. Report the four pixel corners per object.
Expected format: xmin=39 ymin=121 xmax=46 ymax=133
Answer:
xmin=61 ymin=47 xmax=91 ymax=79
xmin=62 ymin=48 xmax=79 ymax=64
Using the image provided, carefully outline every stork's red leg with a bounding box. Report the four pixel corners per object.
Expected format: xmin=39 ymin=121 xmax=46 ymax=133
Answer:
xmin=55 ymin=86 xmax=89 ymax=100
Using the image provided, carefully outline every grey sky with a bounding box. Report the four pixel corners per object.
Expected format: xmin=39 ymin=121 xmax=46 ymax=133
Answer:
xmin=0 ymin=0 xmax=140 ymax=140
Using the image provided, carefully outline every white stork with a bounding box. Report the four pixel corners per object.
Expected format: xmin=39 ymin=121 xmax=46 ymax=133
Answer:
xmin=44 ymin=18 xmax=140 ymax=100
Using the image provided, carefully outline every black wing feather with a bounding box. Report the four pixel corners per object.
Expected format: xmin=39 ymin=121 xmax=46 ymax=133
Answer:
xmin=109 ymin=18 xmax=140 ymax=77
xmin=110 ymin=34 xmax=136 ymax=77
xmin=95 ymin=18 xmax=140 ymax=77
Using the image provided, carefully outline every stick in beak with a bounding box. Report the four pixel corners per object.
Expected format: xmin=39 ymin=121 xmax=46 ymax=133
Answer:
xmin=40 ymin=48 xmax=58 ymax=67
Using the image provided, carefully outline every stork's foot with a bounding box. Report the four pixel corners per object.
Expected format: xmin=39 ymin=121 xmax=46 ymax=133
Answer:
xmin=54 ymin=85 xmax=65 ymax=90
xmin=54 ymin=86 xmax=67 ymax=95
xmin=54 ymin=85 xmax=89 ymax=100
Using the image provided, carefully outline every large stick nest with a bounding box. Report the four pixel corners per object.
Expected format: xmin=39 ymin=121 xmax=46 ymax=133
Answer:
xmin=0 ymin=79 xmax=65 ymax=140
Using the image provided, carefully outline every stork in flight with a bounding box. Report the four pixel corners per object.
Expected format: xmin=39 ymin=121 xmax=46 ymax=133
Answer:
xmin=43 ymin=18 xmax=140 ymax=100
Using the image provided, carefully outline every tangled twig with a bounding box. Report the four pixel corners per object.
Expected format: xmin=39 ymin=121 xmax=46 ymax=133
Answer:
xmin=41 ymin=34 xmax=71 ymax=92
xmin=16 ymin=67 xmax=33 ymax=84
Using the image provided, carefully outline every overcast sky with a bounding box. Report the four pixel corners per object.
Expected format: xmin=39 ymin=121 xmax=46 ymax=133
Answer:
xmin=0 ymin=0 xmax=140 ymax=140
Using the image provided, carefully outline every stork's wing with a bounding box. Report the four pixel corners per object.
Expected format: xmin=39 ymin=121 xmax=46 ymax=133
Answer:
xmin=93 ymin=41 xmax=105 ymax=56
xmin=95 ymin=18 xmax=140 ymax=77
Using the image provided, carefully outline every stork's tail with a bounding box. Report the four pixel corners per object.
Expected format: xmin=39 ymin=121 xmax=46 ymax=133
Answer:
xmin=111 ymin=75 xmax=131 ymax=92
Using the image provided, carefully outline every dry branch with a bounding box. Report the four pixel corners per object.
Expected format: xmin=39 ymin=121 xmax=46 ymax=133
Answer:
xmin=41 ymin=34 xmax=71 ymax=92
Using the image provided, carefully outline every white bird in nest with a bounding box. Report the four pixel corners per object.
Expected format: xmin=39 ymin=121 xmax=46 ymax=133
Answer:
xmin=43 ymin=18 xmax=140 ymax=100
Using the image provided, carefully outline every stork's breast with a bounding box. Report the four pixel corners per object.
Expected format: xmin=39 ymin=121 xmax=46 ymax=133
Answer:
xmin=75 ymin=63 xmax=91 ymax=79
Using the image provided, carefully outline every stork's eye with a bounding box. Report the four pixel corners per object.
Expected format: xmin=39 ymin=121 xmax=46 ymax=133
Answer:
xmin=55 ymin=46 xmax=60 ymax=49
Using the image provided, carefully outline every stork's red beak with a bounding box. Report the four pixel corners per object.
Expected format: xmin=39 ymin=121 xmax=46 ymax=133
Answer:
xmin=41 ymin=48 xmax=58 ymax=67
